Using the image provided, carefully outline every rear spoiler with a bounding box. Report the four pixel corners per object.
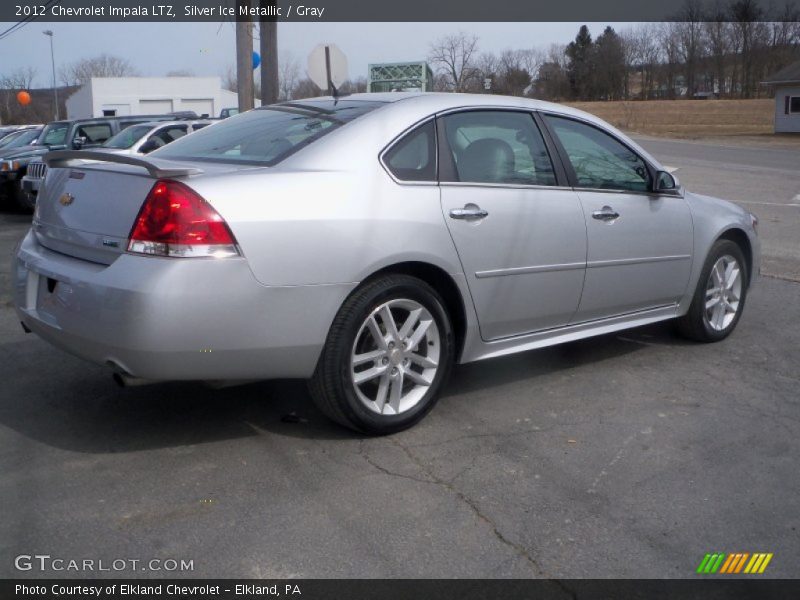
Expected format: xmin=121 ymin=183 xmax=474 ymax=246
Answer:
xmin=44 ymin=150 xmax=203 ymax=179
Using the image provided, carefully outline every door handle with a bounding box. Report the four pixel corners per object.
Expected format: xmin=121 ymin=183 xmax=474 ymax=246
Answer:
xmin=592 ymin=206 xmax=620 ymax=221
xmin=449 ymin=206 xmax=489 ymax=220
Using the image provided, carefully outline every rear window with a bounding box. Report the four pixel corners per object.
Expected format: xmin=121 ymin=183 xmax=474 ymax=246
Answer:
xmin=76 ymin=123 xmax=113 ymax=143
xmin=154 ymin=100 xmax=385 ymax=166
xmin=40 ymin=122 xmax=69 ymax=146
xmin=103 ymin=124 xmax=153 ymax=149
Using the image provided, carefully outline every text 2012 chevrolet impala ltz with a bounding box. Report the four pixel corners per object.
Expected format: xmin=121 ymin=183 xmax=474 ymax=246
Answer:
xmin=14 ymin=93 xmax=760 ymax=434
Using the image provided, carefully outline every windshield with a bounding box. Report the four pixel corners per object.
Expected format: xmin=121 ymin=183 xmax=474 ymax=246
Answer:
xmin=154 ymin=100 xmax=385 ymax=166
xmin=0 ymin=128 xmax=41 ymax=150
xmin=39 ymin=122 xmax=69 ymax=146
xmin=102 ymin=124 xmax=153 ymax=149
xmin=0 ymin=130 xmax=26 ymax=149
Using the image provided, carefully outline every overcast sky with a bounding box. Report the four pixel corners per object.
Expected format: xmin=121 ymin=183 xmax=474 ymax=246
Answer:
xmin=0 ymin=21 xmax=635 ymax=88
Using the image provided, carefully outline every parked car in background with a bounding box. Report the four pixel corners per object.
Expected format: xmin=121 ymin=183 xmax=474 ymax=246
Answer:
xmin=0 ymin=127 xmax=42 ymax=151
xmin=19 ymin=120 xmax=213 ymax=211
xmin=0 ymin=125 xmax=40 ymax=144
xmin=14 ymin=93 xmax=760 ymax=434
xmin=97 ymin=120 xmax=213 ymax=156
xmin=1 ymin=114 xmax=186 ymax=211
xmin=219 ymin=107 xmax=239 ymax=119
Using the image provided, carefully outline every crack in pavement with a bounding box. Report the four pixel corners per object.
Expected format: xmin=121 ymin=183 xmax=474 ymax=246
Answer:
xmin=357 ymin=439 xmax=435 ymax=486
xmin=405 ymin=425 xmax=556 ymax=450
xmin=357 ymin=436 xmax=549 ymax=577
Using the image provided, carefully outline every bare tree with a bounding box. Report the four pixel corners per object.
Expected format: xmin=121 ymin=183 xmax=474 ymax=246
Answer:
xmin=765 ymin=5 xmax=800 ymax=81
xmin=475 ymin=52 xmax=498 ymax=90
xmin=278 ymin=53 xmax=300 ymax=101
xmin=0 ymin=67 xmax=37 ymax=90
xmin=531 ymin=44 xmax=569 ymax=100
xmin=730 ymin=0 xmax=764 ymax=98
xmin=675 ymin=0 xmax=708 ymax=98
xmin=428 ymin=32 xmax=481 ymax=92
xmin=0 ymin=67 xmax=41 ymax=124
xmin=291 ymin=78 xmax=322 ymax=100
xmin=704 ymin=7 xmax=732 ymax=96
xmin=222 ymin=64 xmax=261 ymax=100
xmin=628 ymin=24 xmax=662 ymax=99
xmin=659 ymin=22 xmax=683 ymax=98
xmin=60 ymin=54 xmax=138 ymax=86
xmin=496 ymin=50 xmax=535 ymax=96
xmin=222 ymin=65 xmax=238 ymax=92
xmin=340 ymin=76 xmax=368 ymax=94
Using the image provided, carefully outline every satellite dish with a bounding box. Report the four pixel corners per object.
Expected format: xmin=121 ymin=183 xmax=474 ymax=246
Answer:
xmin=307 ymin=44 xmax=348 ymax=94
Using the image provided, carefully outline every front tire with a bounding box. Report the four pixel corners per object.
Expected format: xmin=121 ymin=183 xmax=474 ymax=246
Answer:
xmin=677 ymin=239 xmax=748 ymax=342
xmin=309 ymin=274 xmax=454 ymax=434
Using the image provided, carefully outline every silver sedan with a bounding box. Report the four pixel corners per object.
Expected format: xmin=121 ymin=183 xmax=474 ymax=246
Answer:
xmin=13 ymin=93 xmax=760 ymax=434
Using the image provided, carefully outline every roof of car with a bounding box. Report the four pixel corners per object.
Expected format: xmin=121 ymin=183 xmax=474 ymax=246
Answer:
xmin=288 ymin=92 xmax=603 ymax=124
xmin=126 ymin=120 xmax=212 ymax=128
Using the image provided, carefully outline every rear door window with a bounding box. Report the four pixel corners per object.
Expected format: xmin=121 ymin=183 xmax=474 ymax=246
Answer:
xmin=440 ymin=111 xmax=557 ymax=186
xmin=150 ymin=125 xmax=188 ymax=147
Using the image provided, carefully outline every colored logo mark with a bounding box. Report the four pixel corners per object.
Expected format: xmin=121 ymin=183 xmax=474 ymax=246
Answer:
xmin=696 ymin=552 xmax=773 ymax=574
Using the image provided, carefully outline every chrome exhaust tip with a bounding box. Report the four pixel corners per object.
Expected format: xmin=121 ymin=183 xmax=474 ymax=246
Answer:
xmin=112 ymin=372 xmax=158 ymax=388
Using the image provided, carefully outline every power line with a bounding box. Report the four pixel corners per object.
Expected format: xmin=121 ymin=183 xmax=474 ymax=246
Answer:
xmin=0 ymin=0 xmax=61 ymax=42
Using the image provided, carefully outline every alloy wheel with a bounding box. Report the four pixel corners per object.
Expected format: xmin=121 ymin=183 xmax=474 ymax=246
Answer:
xmin=704 ymin=254 xmax=742 ymax=332
xmin=350 ymin=298 xmax=441 ymax=416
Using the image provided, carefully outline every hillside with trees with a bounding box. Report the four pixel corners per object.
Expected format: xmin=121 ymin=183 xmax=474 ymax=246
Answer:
xmin=427 ymin=2 xmax=799 ymax=101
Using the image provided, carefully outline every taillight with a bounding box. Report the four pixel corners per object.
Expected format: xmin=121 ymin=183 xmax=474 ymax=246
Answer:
xmin=127 ymin=180 xmax=239 ymax=258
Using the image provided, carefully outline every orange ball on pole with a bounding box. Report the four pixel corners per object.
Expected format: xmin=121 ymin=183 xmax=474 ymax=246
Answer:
xmin=17 ymin=90 xmax=32 ymax=106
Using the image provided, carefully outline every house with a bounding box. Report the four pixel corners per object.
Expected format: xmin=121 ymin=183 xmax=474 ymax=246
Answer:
xmin=761 ymin=61 xmax=800 ymax=133
xmin=64 ymin=77 xmax=245 ymax=119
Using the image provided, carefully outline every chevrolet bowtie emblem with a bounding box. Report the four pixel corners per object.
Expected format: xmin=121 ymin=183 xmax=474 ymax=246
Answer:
xmin=59 ymin=193 xmax=74 ymax=206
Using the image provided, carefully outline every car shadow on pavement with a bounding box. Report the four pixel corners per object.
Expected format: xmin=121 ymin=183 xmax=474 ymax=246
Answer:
xmin=0 ymin=321 xmax=683 ymax=453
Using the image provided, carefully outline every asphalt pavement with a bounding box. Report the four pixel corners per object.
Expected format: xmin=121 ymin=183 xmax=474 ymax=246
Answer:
xmin=633 ymin=135 xmax=800 ymax=282
xmin=0 ymin=137 xmax=798 ymax=579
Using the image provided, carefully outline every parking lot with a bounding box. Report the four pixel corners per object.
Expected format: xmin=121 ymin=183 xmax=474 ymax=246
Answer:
xmin=1 ymin=136 xmax=798 ymax=578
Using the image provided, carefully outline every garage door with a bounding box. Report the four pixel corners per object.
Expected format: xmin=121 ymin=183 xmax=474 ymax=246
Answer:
xmin=181 ymin=99 xmax=214 ymax=118
xmin=139 ymin=99 xmax=174 ymax=114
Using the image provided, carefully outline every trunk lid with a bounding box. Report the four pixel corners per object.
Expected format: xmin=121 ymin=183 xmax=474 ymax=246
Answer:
xmin=33 ymin=153 xmax=207 ymax=264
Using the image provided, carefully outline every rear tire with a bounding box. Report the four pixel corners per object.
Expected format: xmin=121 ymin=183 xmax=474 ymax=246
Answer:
xmin=309 ymin=274 xmax=454 ymax=435
xmin=15 ymin=190 xmax=36 ymax=213
xmin=6 ymin=181 xmax=33 ymax=213
xmin=677 ymin=239 xmax=747 ymax=342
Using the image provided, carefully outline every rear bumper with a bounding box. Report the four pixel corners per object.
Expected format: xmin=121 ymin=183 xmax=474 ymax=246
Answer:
xmin=14 ymin=230 xmax=353 ymax=381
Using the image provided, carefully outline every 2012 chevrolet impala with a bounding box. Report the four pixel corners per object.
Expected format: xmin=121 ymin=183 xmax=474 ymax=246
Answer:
xmin=13 ymin=93 xmax=760 ymax=433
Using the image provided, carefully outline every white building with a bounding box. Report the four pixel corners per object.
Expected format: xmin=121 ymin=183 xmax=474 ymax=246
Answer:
xmin=65 ymin=77 xmax=245 ymax=120
xmin=762 ymin=61 xmax=800 ymax=134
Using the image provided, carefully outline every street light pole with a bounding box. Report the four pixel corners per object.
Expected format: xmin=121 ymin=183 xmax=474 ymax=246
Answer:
xmin=43 ymin=30 xmax=58 ymax=120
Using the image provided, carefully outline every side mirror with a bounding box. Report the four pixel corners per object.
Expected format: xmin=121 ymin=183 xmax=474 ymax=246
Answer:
xmin=138 ymin=139 xmax=160 ymax=154
xmin=654 ymin=170 xmax=681 ymax=195
xmin=71 ymin=136 xmax=86 ymax=150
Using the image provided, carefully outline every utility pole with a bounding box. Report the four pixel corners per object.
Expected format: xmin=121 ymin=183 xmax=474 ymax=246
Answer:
xmin=236 ymin=0 xmax=254 ymax=112
xmin=259 ymin=0 xmax=278 ymax=105
xmin=43 ymin=30 xmax=59 ymax=120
